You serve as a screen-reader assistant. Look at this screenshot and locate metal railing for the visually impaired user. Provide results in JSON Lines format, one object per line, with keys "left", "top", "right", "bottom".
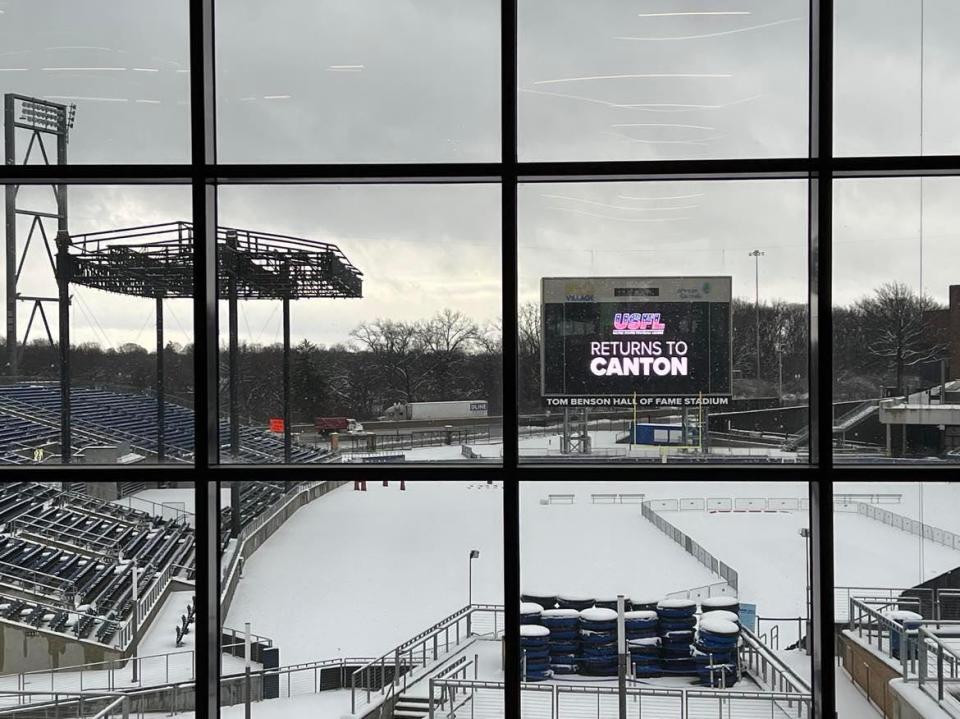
{"left": 0, "top": 650, "right": 196, "bottom": 706}
{"left": 350, "top": 603, "right": 503, "bottom": 713}
{"left": 426, "top": 679, "right": 812, "bottom": 719}
{"left": 917, "top": 626, "right": 960, "bottom": 713}
{"left": 853, "top": 502, "right": 960, "bottom": 551}
{"left": 835, "top": 585, "right": 935, "bottom": 623}
{"left": 641, "top": 500, "right": 739, "bottom": 593}
{"left": 739, "top": 625, "right": 812, "bottom": 706}
{"left": 0, "top": 681, "right": 194, "bottom": 718}
{"left": 220, "top": 656, "right": 377, "bottom": 707}
{"left": 665, "top": 581, "right": 735, "bottom": 601}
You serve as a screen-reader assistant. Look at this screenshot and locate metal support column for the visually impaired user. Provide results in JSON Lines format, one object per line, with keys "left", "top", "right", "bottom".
{"left": 226, "top": 231, "right": 240, "bottom": 458}
{"left": 156, "top": 296, "right": 165, "bottom": 462}
{"left": 4, "top": 95, "right": 15, "bottom": 377}
{"left": 55, "top": 230, "right": 71, "bottom": 463}
{"left": 281, "top": 260, "right": 291, "bottom": 463}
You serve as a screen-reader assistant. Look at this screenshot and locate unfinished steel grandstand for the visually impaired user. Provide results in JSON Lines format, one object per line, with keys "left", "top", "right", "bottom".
{"left": 0, "top": 482, "right": 195, "bottom": 672}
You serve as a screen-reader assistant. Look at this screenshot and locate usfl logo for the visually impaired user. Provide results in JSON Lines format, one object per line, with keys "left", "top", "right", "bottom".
{"left": 613, "top": 312, "right": 665, "bottom": 335}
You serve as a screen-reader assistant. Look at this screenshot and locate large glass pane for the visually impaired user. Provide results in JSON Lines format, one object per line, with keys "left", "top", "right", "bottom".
{"left": 833, "top": 177, "right": 960, "bottom": 464}
{"left": 835, "top": 0, "right": 960, "bottom": 156}
{"left": 519, "top": 180, "right": 809, "bottom": 464}
{"left": 519, "top": 0, "right": 809, "bottom": 161}
{"left": 0, "top": 1, "right": 190, "bottom": 163}
{"left": 519, "top": 481, "right": 811, "bottom": 716}
{"left": 1, "top": 184, "right": 193, "bottom": 465}
{"left": 216, "top": 184, "right": 502, "bottom": 464}
{"left": 834, "top": 482, "right": 960, "bottom": 712}
{"left": 0, "top": 481, "right": 197, "bottom": 710}
{"left": 216, "top": 0, "right": 500, "bottom": 163}
{"left": 220, "top": 480, "right": 504, "bottom": 718}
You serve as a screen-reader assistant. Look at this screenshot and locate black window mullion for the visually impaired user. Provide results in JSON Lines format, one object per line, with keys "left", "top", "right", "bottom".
{"left": 503, "top": 0, "right": 520, "bottom": 716}
{"left": 190, "top": 0, "right": 218, "bottom": 714}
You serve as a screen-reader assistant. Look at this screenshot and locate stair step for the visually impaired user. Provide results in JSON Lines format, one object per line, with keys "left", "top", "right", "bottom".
{"left": 394, "top": 711, "right": 428, "bottom": 718}
{"left": 397, "top": 697, "right": 433, "bottom": 705}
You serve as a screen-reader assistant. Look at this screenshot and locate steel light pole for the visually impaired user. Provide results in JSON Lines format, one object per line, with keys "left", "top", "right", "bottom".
{"left": 799, "top": 527, "right": 811, "bottom": 655}
{"left": 748, "top": 249, "right": 765, "bottom": 380}
{"left": 468, "top": 549, "right": 479, "bottom": 605}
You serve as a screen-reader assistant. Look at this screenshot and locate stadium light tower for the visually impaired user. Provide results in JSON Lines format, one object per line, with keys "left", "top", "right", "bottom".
{"left": 468, "top": 549, "right": 480, "bottom": 605}
{"left": 748, "top": 249, "right": 765, "bottom": 380}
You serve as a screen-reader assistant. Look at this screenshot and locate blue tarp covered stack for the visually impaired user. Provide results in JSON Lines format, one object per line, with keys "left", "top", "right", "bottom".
{"left": 694, "top": 614, "right": 741, "bottom": 687}
{"left": 521, "top": 601, "right": 544, "bottom": 625}
{"left": 521, "top": 624, "right": 552, "bottom": 680}
{"left": 578, "top": 607, "right": 619, "bottom": 676}
{"left": 657, "top": 599, "right": 697, "bottom": 675}
{"left": 625, "top": 610, "right": 660, "bottom": 677}
{"left": 541, "top": 608, "right": 581, "bottom": 674}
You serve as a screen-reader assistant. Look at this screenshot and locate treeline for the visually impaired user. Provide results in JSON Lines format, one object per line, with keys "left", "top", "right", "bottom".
{"left": 3, "top": 283, "right": 949, "bottom": 422}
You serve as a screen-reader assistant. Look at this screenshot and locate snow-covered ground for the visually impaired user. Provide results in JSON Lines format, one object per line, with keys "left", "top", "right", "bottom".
{"left": 225, "top": 481, "right": 504, "bottom": 664}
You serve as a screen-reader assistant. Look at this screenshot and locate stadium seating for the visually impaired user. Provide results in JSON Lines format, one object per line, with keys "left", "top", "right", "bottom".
{"left": 218, "top": 481, "right": 289, "bottom": 554}
{"left": 0, "top": 482, "right": 195, "bottom": 645}
{"left": 0, "top": 384, "right": 328, "bottom": 464}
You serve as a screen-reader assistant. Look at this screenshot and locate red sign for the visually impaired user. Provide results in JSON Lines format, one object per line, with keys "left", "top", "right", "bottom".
{"left": 269, "top": 418, "right": 284, "bottom": 432}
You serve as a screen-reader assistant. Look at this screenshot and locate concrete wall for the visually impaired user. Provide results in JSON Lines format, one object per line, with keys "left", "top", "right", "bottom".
{"left": 840, "top": 632, "right": 901, "bottom": 718}
{"left": 0, "top": 621, "right": 123, "bottom": 674}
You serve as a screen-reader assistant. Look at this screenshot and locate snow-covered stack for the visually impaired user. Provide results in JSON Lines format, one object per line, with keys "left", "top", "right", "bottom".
{"left": 632, "top": 598, "right": 659, "bottom": 612}
{"left": 520, "top": 624, "right": 553, "bottom": 680}
{"left": 541, "top": 608, "right": 581, "bottom": 674}
{"left": 694, "top": 614, "right": 740, "bottom": 687}
{"left": 700, "top": 596, "right": 740, "bottom": 617}
{"left": 557, "top": 594, "right": 594, "bottom": 611}
{"left": 522, "top": 593, "right": 558, "bottom": 610}
{"left": 521, "top": 602, "right": 544, "bottom": 625}
{"left": 884, "top": 610, "right": 923, "bottom": 660}
{"left": 625, "top": 610, "right": 660, "bottom": 677}
{"left": 657, "top": 599, "right": 697, "bottom": 675}
{"left": 579, "top": 607, "right": 619, "bottom": 676}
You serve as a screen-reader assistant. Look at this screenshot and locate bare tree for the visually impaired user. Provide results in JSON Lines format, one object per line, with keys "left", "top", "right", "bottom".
{"left": 856, "top": 282, "right": 946, "bottom": 394}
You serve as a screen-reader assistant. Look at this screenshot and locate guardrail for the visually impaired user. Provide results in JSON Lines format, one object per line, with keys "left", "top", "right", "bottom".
{"left": 0, "top": 680, "right": 194, "bottom": 717}
{"left": 916, "top": 626, "right": 960, "bottom": 712}
{"left": 665, "top": 581, "right": 735, "bottom": 601}
{"left": 853, "top": 502, "right": 960, "bottom": 552}
{"left": 591, "top": 493, "right": 645, "bottom": 504}
{"left": 426, "top": 678, "right": 812, "bottom": 719}
{"left": 739, "top": 625, "right": 812, "bottom": 701}
{"left": 835, "top": 586, "right": 936, "bottom": 623}
{"left": 0, "top": 649, "right": 196, "bottom": 706}
{"left": 641, "top": 500, "right": 739, "bottom": 594}
{"left": 350, "top": 604, "right": 504, "bottom": 714}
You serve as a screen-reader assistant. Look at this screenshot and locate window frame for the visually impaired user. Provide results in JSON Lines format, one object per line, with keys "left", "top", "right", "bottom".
{"left": 1, "top": 1, "right": 958, "bottom": 718}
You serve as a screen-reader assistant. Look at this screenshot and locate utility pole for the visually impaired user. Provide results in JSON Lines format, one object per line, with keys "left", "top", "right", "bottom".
{"left": 748, "top": 250, "right": 765, "bottom": 380}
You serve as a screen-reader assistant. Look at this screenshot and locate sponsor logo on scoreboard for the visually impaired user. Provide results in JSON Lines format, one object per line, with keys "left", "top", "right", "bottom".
{"left": 612, "top": 311, "right": 665, "bottom": 335}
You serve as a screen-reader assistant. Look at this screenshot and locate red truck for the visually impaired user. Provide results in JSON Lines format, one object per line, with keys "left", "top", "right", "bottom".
{"left": 314, "top": 417, "right": 364, "bottom": 435}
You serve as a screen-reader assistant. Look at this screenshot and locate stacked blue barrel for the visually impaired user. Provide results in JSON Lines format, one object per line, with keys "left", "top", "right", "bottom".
{"left": 579, "top": 607, "right": 619, "bottom": 676}
{"left": 695, "top": 596, "right": 741, "bottom": 686}
{"left": 521, "top": 602, "right": 544, "bottom": 625}
{"left": 557, "top": 594, "right": 594, "bottom": 611}
{"left": 520, "top": 624, "right": 552, "bottom": 680}
{"left": 541, "top": 609, "right": 581, "bottom": 674}
{"left": 657, "top": 599, "right": 697, "bottom": 675}
{"left": 522, "top": 593, "right": 558, "bottom": 610}
{"left": 625, "top": 610, "right": 660, "bottom": 677}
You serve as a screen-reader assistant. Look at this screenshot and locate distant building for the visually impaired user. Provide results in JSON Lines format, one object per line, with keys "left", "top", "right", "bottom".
{"left": 923, "top": 284, "right": 960, "bottom": 380}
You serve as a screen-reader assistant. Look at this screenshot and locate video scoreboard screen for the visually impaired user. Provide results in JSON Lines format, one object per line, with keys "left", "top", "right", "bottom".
{"left": 541, "top": 277, "right": 733, "bottom": 408}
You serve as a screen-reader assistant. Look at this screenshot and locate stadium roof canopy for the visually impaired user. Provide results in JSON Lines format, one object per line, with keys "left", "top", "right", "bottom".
{"left": 67, "top": 221, "right": 363, "bottom": 300}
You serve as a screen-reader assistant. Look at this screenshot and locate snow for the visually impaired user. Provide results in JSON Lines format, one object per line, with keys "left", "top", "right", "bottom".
{"left": 113, "top": 487, "right": 231, "bottom": 526}
{"left": 226, "top": 481, "right": 504, "bottom": 665}
{"left": 579, "top": 607, "right": 617, "bottom": 622}
{"left": 698, "top": 616, "right": 738, "bottom": 635}
{"left": 624, "top": 610, "right": 658, "bottom": 620}
{"left": 705, "top": 610, "right": 739, "bottom": 624}
{"left": 541, "top": 609, "right": 579, "bottom": 619}
{"left": 658, "top": 599, "right": 696, "bottom": 609}
{"left": 139, "top": 591, "right": 195, "bottom": 657}
{"left": 701, "top": 596, "right": 738, "bottom": 610}
{"left": 520, "top": 624, "right": 550, "bottom": 638}
{"left": 883, "top": 610, "right": 923, "bottom": 624}
{"left": 520, "top": 602, "right": 543, "bottom": 615}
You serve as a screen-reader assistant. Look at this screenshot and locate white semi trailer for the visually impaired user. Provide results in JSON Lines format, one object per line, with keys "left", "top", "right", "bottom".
{"left": 381, "top": 400, "right": 488, "bottom": 421}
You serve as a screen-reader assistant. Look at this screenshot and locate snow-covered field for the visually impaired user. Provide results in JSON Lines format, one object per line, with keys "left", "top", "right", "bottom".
{"left": 222, "top": 480, "right": 960, "bottom": 718}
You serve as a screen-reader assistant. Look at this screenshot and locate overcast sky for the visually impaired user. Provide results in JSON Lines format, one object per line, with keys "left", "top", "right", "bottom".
{"left": 1, "top": 0, "right": 958, "bottom": 353}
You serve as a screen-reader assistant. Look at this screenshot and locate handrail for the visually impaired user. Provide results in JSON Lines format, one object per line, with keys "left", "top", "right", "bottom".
{"left": 739, "top": 625, "right": 812, "bottom": 694}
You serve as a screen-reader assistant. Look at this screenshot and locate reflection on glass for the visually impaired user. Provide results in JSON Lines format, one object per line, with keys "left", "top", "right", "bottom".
{"left": 220, "top": 480, "right": 504, "bottom": 718}
{"left": 1, "top": 185, "right": 193, "bottom": 465}
{"left": 216, "top": 0, "right": 500, "bottom": 162}
{"left": 519, "top": 0, "right": 809, "bottom": 161}
{"left": 835, "top": 482, "right": 960, "bottom": 711}
{"left": 836, "top": 0, "right": 960, "bottom": 156}
{"left": 519, "top": 480, "right": 810, "bottom": 715}
{"left": 216, "top": 185, "right": 502, "bottom": 464}
{"left": 518, "top": 180, "right": 809, "bottom": 464}
{"left": 833, "top": 178, "right": 960, "bottom": 464}
{"left": 0, "top": 0, "right": 190, "bottom": 163}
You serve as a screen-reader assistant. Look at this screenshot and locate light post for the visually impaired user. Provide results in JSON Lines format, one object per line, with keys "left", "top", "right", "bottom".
{"left": 748, "top": 249, "right": 765, "bottom": 380}
{"left": 799, "top": 527, "right": 811, "bottom": 655}
{"left": 774, "top": 341, "right": 784, "bottom": 401}
{"left": 468, "top": 549, "right": 479, "bottom": 606}
{"left": 131, "top": 558, "right": 140, "bottom": 681}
